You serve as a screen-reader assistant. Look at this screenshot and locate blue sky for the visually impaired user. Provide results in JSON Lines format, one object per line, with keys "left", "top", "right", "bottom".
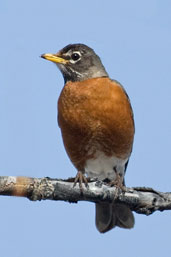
{"left": 0, "top": 1, "right": 171, "bottom": 256}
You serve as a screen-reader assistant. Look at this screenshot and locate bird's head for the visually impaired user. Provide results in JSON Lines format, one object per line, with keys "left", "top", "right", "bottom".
{"left": 41, "top": 43, "right": 108, "bottom": 83}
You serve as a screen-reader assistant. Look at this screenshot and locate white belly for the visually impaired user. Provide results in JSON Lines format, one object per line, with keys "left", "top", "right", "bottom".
{"left": 85, "top": 151, "right": 128, "bottom": 181}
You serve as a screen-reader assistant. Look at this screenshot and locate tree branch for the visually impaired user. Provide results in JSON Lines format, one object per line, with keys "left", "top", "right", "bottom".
{"left": 0, "top": 176, "right": 171, "bottom": 215}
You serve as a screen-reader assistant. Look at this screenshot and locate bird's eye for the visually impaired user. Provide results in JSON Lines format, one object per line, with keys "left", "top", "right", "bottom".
{"left": 71, "top": 52, "right": 81, "bottom": 61}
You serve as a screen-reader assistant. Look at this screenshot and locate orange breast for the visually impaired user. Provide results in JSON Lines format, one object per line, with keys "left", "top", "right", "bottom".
{"left": 58, "top": 77, "right": 134, "bottom": 171}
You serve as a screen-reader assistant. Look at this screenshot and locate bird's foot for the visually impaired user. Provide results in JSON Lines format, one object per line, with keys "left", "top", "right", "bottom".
{"left": 109, "top": 173, "right": 126, "bottom": 199}
{"left": 109, "top": 173, "right": 125, "bottom": 190}
{"left": 73, "top": 171, "right": 89, "bottom": 192}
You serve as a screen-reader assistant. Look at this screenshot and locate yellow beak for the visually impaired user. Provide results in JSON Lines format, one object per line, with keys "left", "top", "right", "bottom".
{"left": 41, "top": 53, "right": 68, "bottom": 64}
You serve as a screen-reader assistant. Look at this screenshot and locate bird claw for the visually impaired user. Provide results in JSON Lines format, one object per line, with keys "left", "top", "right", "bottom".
{"left": 73, "top": 171, "right": 89, "bottom": 192}
{"left": 109, "top": 173, "right": 126, "bottom": 199}
{"left": 109, "top": 175, "right": 125, "bottom": 190}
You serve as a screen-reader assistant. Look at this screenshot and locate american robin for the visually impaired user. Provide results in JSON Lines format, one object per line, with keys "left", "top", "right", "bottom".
{"left": 41, "top": 44, "right": 135, "bottom": 233}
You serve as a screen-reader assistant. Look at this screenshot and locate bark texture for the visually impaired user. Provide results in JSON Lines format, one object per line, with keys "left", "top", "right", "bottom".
{"left": 0, "top": 176, "right": 171, "bottom": 215}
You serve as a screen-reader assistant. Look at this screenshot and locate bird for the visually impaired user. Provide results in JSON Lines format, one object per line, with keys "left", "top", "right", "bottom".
{"left": 41, "top": 43, "right": 135, "bottom": 233}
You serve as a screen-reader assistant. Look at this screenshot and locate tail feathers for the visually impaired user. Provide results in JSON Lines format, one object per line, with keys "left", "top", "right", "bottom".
{"left": 95, "top": 203, "right": 114, "bottom": 233}
{"left": 114, "top": 204, "right": 135, "bottom": 229}
{"left": 95, "top": 203, "right": 134, "bottom": 233}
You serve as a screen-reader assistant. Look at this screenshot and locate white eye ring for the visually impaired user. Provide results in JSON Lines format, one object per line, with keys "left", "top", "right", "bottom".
{"left": 70, "top": 51, "right": 81, "bottom": 63}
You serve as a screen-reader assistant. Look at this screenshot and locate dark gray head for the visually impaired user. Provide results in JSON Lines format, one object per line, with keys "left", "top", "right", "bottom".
{"left": 41, "top": 43, "right": 108, "bottom": 83}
